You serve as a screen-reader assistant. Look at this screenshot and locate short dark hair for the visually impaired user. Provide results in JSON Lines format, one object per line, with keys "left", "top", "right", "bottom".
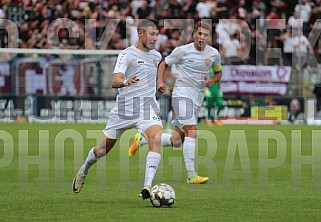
{"left": 137, "top": 19, "right": 159, "bottom": 30}
{"left": 194, "top": 22, "right": 212, "bottom": 32}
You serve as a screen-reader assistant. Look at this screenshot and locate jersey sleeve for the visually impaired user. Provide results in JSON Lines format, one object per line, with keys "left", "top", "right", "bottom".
{"left": 113, "top": 50, "right": 128, "bottom": 75}
{"left": 165, "top": 47, "right": 184, "bottom": 66}
{"left": 213, "top": 50, "right": 221, "bottom": 66}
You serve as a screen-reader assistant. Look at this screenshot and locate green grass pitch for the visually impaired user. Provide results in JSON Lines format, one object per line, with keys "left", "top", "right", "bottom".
{"left": 1, "top": 123, "right": 321, "bottom": 221}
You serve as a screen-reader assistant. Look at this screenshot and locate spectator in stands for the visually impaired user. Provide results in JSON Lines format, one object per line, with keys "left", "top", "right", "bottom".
{"left": 266, "top": 7, "right": 281, "bottom": 48}
{"left": 108, "top": 31, "right": 125, "bottom": 49}
{"left": 294, "top": 0, "right": 312, "bottom": 33}
{"left": 164, "top": 0, "right": 182, "bottom": 19}
{"left": 131, "top": 0, "right": 144, "bottom": 16}
{"left": 155, "top": 28, "right": 168, "bottom": 51}
{"left": 292, "top": 30, "right": 314, "bottom": 69}
{"left": 0, "top": 8, "right": 4, "bottom": 19}
{"left": 313, "top": 82, "right": 321, "bottom": 116}
{"left": 153, "top": 0, "right": 167, "bottom": 19}
{"left": 270, "top": 0, "right": 287, "bottom": 18}
{"left": 221, "top": 33, "right": 241, "bottom": 65}
{"left": 118, "top": 10, "right": 129, "bottom": 40}
{"left": 309, "top": 0, "right": 321, "bottom": 62}
{"left": 196, "top": 0, "right": 216, "bottom": 19}
{"left": 90, "top": 4, "right": 109, "bottom": 21}
{"left": 135, "top": 0, "right": 152, "bottom": 19}
{"left": 107, "top": 4, "right": 120, "bottom": 19}
{"left": 280, "top": 30, "right": 294, "bottom": 66}
{"left": 182, "top": 0, "right": 197, "bottom": 19}
{"left": 83, "top": 29, "right": 96, "bottom": 49}
{"left": 310, "top": 0, "right": 321, "bottom": 24}
{"left": 215, "top": 18, "right": 232, "bottom": 46}
{"left": 250, "top": 30, "right": 267, "bottom": 65}
{"left": 288, "top": 11, "right": 303, "bottom": 30}
{"left": 288, "top": 98, "right": 302, "bottom": 123}
{"left": 265, "top": 7, "right": 282, "bottom": 65}
{"left": 235, "top": 0, "right": 248, "bottom": 21}
{"left": 249, "top": 0, "right": 265, "bottom": 30}
{"left": 0, "top": 0, "right": 316, "bottom": 66}
{"left": 214, "top": 0, "right": 231, "bottom": 20}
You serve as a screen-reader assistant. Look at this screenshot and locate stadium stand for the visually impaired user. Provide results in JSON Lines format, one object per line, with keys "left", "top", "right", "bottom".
{"left": 0, "top": 0, "right": 316, "bottom": 63}
{"left": 1, "top": 0, "right": 321, "bottom": 123}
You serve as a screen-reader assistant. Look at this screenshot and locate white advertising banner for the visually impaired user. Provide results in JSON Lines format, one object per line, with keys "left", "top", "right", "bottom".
{"left": 221, "top": 65, "right": 292, "bottom": 95}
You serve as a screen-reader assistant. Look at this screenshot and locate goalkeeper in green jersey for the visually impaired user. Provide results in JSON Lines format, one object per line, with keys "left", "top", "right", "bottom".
{"left": 204, "top": 70, "right": 224, "bottom": 126}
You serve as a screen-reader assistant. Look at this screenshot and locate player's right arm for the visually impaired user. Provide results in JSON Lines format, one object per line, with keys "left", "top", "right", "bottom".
{"left": 157, "top": 47, "right": 184, "bottom": 93}
{"left": 111, "top": 50, "right": 139, "bottom": 88}
{"left": 112, "top": 73, "right": 139, "bottom": 88}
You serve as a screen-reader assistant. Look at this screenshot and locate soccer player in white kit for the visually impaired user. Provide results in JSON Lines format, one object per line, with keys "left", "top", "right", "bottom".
{"left": 129, "top": 22, "right": 222, "bottom": 184}
{"left": 73, "top": 19, "right": 163, "bottom": 200}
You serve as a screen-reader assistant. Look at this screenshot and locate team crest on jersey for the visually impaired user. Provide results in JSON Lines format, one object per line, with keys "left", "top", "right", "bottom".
{"left": 153, "top": 59, "right": 158, "bottom": 68}
{"left": 204, "top": 58, "right": 212, "bottom": 66}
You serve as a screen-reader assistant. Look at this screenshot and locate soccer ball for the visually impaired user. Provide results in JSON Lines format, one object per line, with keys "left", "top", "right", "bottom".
{"left": 150, "top": 183, "right": 176, "bottom": 207}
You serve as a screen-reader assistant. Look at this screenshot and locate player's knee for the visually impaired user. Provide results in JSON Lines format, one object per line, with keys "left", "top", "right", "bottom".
{"left": 148, "top": 133, "right": 162, "bottom": 148}
{"left": 171, "top": 137, "right": 183, "bottom": 148}
{"left": 172, "top": 140, "right": 182, "bottom": 148}
{"left": 184, "top": 126, "right": 197, "bottom": 138}
{"left": 95, "top": 146, "right": 108, "bottom": 158}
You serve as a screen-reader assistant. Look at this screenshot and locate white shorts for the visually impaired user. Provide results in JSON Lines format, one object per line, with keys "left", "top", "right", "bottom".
{"left": 103, "top": 108, "right": 163, "bottom": 139}
{"left": 171, "top": 97, "right": 201, "bottom": 129}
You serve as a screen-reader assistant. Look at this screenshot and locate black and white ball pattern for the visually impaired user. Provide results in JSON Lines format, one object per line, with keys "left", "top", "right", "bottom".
{"left": 150, "top": 183, "right": 176, "bottom": 207}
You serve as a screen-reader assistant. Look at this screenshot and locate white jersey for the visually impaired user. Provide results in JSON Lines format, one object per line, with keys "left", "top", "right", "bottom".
{"left": 113, "top": 45, "right": 162, "bottom": 115}
{"left": 165, "top": 43, "right": 221, "bottom": 106}
{"left": 292, "top": 35, "right": 310, "bottom": 55}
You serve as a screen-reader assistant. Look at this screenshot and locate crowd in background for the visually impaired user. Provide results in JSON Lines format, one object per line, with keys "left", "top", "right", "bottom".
{"left": 0, "top": 0, "right": 321, "bottom": 66}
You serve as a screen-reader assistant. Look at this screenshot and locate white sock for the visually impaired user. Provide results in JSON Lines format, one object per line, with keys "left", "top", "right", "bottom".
{"left": 144, "top": 151, "right": 161, "bottom": 187}
{"left": 161, "top": 133, "right": 172, "bottom": 146}
{"left": 80, "top": 147, "right": 99, "bottom": 175}
{"left": 183, "top": 137, "right": 196, "bottom": 179}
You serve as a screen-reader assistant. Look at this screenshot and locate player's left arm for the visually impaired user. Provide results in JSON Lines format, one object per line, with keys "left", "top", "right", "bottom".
{"left": 205, "top": 64, "right": 222, "bottom": 87}
{"left": 212, "top": 64, "right": 222, "bottom": 82}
